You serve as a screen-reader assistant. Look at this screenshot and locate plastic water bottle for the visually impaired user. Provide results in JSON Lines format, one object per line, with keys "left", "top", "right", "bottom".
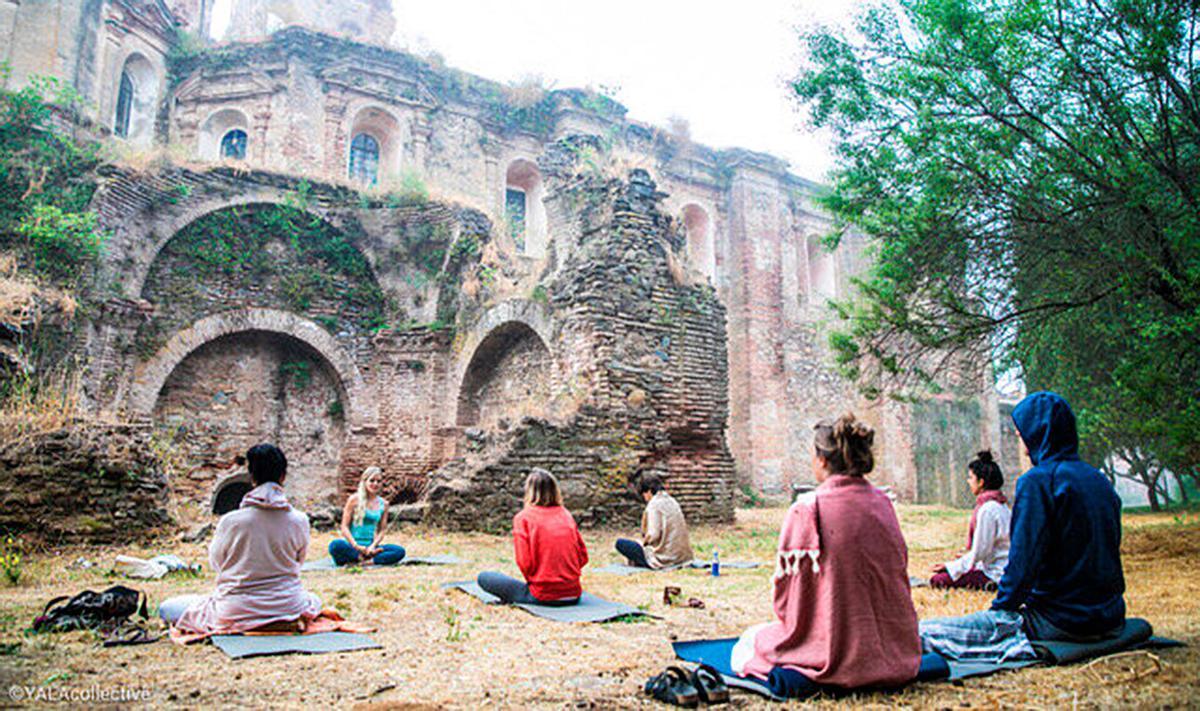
{"left": 711, "top": 549, "right": 720, "bottom": 577}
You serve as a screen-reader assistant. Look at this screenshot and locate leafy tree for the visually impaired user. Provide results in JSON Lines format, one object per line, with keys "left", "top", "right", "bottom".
{"left": 794, "top": 0, "right": 1199, "bottom": 484}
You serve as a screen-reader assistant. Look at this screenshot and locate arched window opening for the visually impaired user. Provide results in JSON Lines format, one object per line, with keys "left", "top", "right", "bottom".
{"left": 505, "top": 159, "right": 546, "bottom": 258}
{"left": 114, "top": 71, "right": 133, "bottom": 138}
{"left": 505, "top": 188, "right": 527, "bottom": 250}
{"left": 220, "top": 129, "right": 247, "bottom": 159}
{"left": 807, "top": 236, "right": 837, "bottom": 303}
{"left": 349, "top": 133, "right": 380, "bottom": 185}
{"left": 198, "top": 109, "right": 249, "bottom": 161}
{"left": 113, "top": 53, "right": 157, "bottom": 144}
{"left": 681, "top": 204, "right": 714, "bottom": 280}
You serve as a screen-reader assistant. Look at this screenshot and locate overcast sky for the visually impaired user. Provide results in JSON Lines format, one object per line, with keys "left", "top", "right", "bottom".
{"left": 210, "top": 0, "right": 864, "bottom": 182}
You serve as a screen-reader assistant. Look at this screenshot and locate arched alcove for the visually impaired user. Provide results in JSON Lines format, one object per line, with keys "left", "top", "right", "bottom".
{"left": 138, "top": 202, "right": 385, "bottom": 340}
{"left": 505, "top": 159, "right": 547, "bottom": 258}
{"left": 456, "top": 321, "right": 553, "bottom": 431}
{"left": 151, "top": 330, "right": 347, "bottom": 507}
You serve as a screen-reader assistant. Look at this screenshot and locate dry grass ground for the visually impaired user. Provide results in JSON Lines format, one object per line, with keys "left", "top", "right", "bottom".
{"left": 0, "top": 505, "right": 1196, "bottom": 709}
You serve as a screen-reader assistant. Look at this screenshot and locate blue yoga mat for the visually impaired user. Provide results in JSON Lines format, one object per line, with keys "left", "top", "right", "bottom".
{"left": 442, "top": 581, "right": 650, "bottom": 623}
{"left": 673, "top": 617, "right": 1185, "bottom": 700}
{"left": 211, "top": 632, "right": 380, "bottom": 659}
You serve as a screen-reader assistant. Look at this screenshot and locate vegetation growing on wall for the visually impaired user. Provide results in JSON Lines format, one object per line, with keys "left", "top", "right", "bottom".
{"left": 0, "top": 70, "right": 103, "bottom": 288}
{"left": 0, "top": 70, "right": 103, "bottom": 420}
{"left": 138, "top": 203, "right": 392, "bottom": 354}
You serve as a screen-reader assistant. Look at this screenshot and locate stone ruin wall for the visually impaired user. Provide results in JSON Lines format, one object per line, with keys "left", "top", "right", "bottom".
{"left": 426, "top": 162, "right": 737, "bottom": 529}
{"left": 2, "top": 9, "right": 1014, "bottom": 527}
{"left": 81, "top": 156, "right": 737, "bottom": 526}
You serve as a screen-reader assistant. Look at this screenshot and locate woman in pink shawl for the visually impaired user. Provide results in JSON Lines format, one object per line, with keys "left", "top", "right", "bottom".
{"left": 730, "top": 413, "right": 921, "bottom": 697}
{"left": 159, "top": 444, "right": 321, "bottom": 634}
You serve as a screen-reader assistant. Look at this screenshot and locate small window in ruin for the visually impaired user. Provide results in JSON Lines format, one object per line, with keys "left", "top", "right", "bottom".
{"left": 506, "top": 188, "right": 527, "bottom": 251}
{"left": 220, "top": 129, "right": 247, "bottom": 160}
{"left": 114, "top": 71, "right": 133, "bottom": 138}
{"left": 348, "top": 132, "right": 380, "bottom": 185}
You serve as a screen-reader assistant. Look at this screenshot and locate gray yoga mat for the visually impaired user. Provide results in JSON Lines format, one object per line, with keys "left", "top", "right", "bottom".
{"left": 1031, "top": 618, "right": 1182, "bottom": 663}
{"left": 595, "top": 560, "right": 762, "bottom": 575}
{"left": 945, "top": 659, "right": 1039, "bottom": 679}
{"left": 210, "top": 632, "right": 380, "bottom": 659}
{"left": 302, "top": 554, "right": 462, "bottom": 571}
{"left": 442, "top": 581, "right": 649, "bottom": 623}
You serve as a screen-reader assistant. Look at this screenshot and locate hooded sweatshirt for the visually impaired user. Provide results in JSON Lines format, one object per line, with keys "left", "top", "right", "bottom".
{"left": 175, "top": 482, "right": 322, "bottom": 634}
{"left": 992, "top": 392, "right": 1125, "bottom": 637}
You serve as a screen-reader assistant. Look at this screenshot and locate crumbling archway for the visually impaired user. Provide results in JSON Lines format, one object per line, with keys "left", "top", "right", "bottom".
{"left": 130, "top": 309, "right": 373, "bottom": 507}
{"left": 456, "top": 319, "right": 554, "bottom": 432}
{"left": 130, "top": 308, "right": 373, "bottom": 426}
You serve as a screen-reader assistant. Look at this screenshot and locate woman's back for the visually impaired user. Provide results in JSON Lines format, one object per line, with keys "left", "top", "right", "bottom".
{"left": 513, "top": 505, "right": 588, "bottom": 600}
{"left": 176, "top": 482, "right": 321, "bottom": 633}
{"left": 743, "top": 475, "right": 920, "bottom": 687}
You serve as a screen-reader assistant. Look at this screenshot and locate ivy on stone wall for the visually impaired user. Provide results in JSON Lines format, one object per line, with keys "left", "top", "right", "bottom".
{"left": 0, "top": 71, "right": 102, "bottom": 288}
{"left": 138, "top": 203, "right": 393, "bottom": 358}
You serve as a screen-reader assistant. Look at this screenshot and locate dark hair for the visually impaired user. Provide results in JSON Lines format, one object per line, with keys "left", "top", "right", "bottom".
{"left": 246, "top": 443, "right": 287, "bottom": 485}
{"left": 637, "top": 473, "right": 665, "bottom": 495}
{"left": 813, "top": 412, "right": 875, "bottom": 476}
{"left": 524, "top": 468, "right": 563, "bottom": 507}
{"left": 968, "top": 450, "right": 1004, "bottom": 490}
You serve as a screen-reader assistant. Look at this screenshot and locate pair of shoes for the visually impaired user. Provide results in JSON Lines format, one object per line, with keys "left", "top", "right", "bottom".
{"left": 691, "top": 664, "right": 730, "bottom": 704}
{"left": 645, "top": 666, "right": 698, "bottom": 707}
{"left": 662, "top": 587, "right": 705, "bottom": 609}
{"left": 644, "top": 664, "right": 730, "bottom": 706}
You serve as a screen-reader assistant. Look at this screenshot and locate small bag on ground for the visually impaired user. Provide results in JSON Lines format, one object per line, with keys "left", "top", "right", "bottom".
{"left": 33, "top": 585, "right": 148, "bottom": 633}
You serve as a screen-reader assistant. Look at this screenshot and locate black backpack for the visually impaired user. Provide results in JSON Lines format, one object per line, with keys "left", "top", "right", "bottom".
{"left": 33, "top": 585, "right": 148, "bottom": 633}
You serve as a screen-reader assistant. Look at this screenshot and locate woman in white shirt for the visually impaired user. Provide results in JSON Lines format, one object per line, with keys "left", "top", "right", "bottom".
{"left": 931, "top": 450, "right": 1010, "bottom": 590}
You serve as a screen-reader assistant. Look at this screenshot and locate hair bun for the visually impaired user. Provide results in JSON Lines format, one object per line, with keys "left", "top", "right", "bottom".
{"left": 976, "top": 450, "right": 994, "bottom": 463}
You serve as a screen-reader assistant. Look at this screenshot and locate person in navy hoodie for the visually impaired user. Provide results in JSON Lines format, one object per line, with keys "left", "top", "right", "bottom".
{"left": 920, "top": 391, "right": 1126, "bottom": 661}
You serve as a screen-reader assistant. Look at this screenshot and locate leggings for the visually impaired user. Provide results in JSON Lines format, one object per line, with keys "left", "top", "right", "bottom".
{"left": 615, "top": 538, "right": 650, "bottom": 568}
{"left": 329, "top": 539, "right": 406, "bottom": 566}
{"left": 476, "top": 571, "right": 578, "bottom": 606}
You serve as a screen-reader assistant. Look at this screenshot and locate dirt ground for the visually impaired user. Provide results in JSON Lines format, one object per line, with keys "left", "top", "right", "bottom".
{"left": 0, "top": 504, "right": 1197, "bottom": 709}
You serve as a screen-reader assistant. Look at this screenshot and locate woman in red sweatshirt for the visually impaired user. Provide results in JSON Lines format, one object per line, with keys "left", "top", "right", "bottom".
{"left": 477, "top": 468, "right": 589, "bottom": 605}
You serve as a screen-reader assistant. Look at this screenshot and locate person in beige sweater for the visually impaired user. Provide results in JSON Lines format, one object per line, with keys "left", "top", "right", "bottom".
{"left": 615, "top": 473, "right": 694, "bottom": 568}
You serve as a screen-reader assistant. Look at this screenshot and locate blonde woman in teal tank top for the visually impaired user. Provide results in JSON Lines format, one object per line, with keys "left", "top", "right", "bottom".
{"left": 329, "top": 467, "right": 406, "bottom": 566}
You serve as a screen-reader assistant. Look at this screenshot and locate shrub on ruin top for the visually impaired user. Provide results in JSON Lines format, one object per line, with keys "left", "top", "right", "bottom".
{"left": 15, "top": 205, "right": 105, "bottom": 286}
